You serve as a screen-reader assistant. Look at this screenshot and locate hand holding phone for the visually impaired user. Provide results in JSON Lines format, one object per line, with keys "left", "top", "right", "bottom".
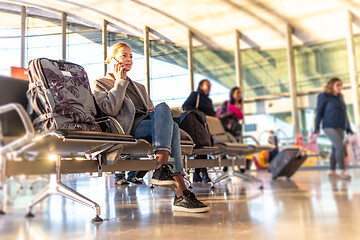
{"left": 113, "top": 58, "right": 127, "bottom": 80}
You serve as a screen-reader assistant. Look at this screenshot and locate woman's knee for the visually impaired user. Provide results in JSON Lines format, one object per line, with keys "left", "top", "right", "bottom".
{"left": 155, "top": 102, "right": 172, "bottom": 114}
{"left": 173, "top": 121, "right": 179, "bottom": 131}
{"left": 153, "top": 102, "right": 173, "bottom": 121}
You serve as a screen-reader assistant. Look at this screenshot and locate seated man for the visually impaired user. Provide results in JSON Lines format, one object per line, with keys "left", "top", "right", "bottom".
{"left": 93, "top": 42, "right": 209, "bottom": 213}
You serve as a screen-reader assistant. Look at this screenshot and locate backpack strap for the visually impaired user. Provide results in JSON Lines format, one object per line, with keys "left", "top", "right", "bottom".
{"left": 33, "top": 113, "right": 56, "bottom": 125}
{"left": 28, "top": 81, "right": 45, "bottom": 90}
{"left": 195, "top": 92, "right": 200, "bottom": 110}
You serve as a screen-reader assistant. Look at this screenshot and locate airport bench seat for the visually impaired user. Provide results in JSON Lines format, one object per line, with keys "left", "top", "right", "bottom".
{"left": 0, "top": 77, "right": 156, "bottom": 222}
{"left": 206, "top": 116, "right": 273, "bottom": 189}
{"left": 0, "top": 102, "right": 154, "bottom": 222}
{"left": 172, "top": 109, "right": 272, "bottom": 188}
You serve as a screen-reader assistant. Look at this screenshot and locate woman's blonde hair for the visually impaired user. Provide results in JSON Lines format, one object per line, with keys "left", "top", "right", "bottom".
{"left": 324, "top": 77, "right": 343, "bottom": 97}
{"left": 105, "top": 42, "right": 131, "bottom": 64}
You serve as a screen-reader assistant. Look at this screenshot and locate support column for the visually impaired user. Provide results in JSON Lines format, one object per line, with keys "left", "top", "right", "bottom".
{"left": 188, "top": 30, "right": 194, "bottom": 92}
{"left": 20, "top": 6, "right": 26, "bottom": 68}
{"left": 144, "top": 26, "right": 150, "bottom": 96}
{"left": 234, "top": 30, "right": 244, "bottom": 139}
{"left": 61, "top": 12, "right": 67, "bottom": 61}
{"left": 346, "top": 10, "right": 360, "bottom": 128}
{"left": 102, "top": 19, "right": 108, "bottom": 76}
{"left": 234, "top": 30, "right": 244, "bottom": 112}
{"left": 285, "top": 24, "right": 300, "bottom": 135}
{"left": 234, "top": 30, "right": 243, "bottom": 90}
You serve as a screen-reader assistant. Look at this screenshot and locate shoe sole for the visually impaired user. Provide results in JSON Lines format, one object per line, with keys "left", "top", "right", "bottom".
{"left": 150, "top": 179, "right": 178, "bottom": 188}
{"left": 172, "top": 205, "right": 210, "bottom": 213}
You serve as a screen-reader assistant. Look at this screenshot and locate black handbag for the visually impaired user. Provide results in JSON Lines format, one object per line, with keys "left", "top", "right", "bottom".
{"left": 176, "top": 110, "right": 212, "bottom": 148}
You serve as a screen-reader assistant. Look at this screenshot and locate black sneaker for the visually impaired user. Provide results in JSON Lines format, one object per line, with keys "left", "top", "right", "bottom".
{"left": 150, "top": 164, "right": 178, "bottom": 188}
{"left": 127, "top": 177, "right": 143, "bottom": 185}
{"left": 173, "top": 190, "right": 210, "bottom": 213}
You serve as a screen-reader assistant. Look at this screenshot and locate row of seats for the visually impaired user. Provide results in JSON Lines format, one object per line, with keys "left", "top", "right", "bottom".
{"left": 0, "top": 76, "right": 272, "bottom": 222}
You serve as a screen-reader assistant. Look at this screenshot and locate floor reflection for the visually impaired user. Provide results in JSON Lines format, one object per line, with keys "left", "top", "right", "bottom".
{"left": 2, "top": 169, "right": 360, "bottom": 239}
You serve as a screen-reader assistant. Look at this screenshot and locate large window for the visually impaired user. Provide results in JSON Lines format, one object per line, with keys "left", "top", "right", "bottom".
{"left": 150, "top": 42, "right": 189, "bottom": 107}
{"left": 193, "top": 47, "right": 233, "bottom": 104}
{"left": 0, "top": 11, "right": 21, "bottom": 76}
{"left": 242, "top": 49, "right": 289, "bottom": 98}
{"left": 295, "top": 40, "right": 350, "bottom": 92}
{"left": 67, "top": 23, "right": 103, "bottom": 85}
{"left": 26, "top": 16, "right": 62, "bottom": 64}
{"left": 0, "top": 6, "right": 359, "bottom": 155}
{"left": 244, "top": 112, "right": 294, "bottom": 146}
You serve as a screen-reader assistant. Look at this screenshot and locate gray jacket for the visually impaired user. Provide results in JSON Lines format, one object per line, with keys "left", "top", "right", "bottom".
{"left": 93, "top": 74, "right": 153, "bottom": 134}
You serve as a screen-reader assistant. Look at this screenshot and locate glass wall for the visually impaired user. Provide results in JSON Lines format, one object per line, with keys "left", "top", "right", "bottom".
{"left": 0, "top": 11, "right": 21, "bottom": 76}
{"left": 295, "top": 39, "right": 350, "bottom": 92}
{"left": 244, "top": 111, "right": 293, "bottom": 146}
{"left": 150, "top": 42, "right": 189, "bottom": 107}
{"left": 1, "top": 7, "right": 359, "bottom": 161}
{"left": 242, "top": 49, "right": 289, "bottom": 98}
{"left": 193, "top": 47, "right": 234, "bottom": 104}
{"left": 66, "top": 23, "right": 103, "bottom": 85}
{"left": 25, "top": 16, "right": 62, "bottom": 64}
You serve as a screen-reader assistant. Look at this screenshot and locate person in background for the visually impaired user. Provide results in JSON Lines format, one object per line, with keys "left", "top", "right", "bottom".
{"left": 268, "top": 130, "right": 279, "bottom": 162}
{"left": 217, "top": 87, "right": 244, "bottom": 172}
{"left": 182, "top": 79, "right": 215, "bottom": 183}
{"left": 93, "top": 42, "right": 209, "bottom": 212}
{"left": 218, "top": 87, "right": 244, "bottom": 140}
{"left": 314, "top": 77, "right": 352, "bottom": 180}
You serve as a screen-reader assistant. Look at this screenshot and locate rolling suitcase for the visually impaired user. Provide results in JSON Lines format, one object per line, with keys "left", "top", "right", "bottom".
{"left": 269, "top": 148, "right": 307, "bottom": 180}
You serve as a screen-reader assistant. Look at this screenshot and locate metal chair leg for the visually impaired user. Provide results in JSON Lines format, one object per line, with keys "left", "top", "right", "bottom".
{"left": 26, "top": 156, "right": 103, "bottom": 222}
{"left": 212, "top": 156, "right": 264, "bottom": 189}
{"left": 183, "top": 174, "right": 193, "bottom": 189}
{"left": 29, "top": 176, "right": 49, "bottom": 191}
{"left": 233, "top": 171, "right": 264, "bottom": 189}
{"left": 211, "top": 172, "right": 229, "bottom": 187}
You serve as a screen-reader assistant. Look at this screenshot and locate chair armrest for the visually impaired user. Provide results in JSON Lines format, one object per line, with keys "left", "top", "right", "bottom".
{"left": 238, "top": 135, "right": 260, "bottom": 145}
{"left": 179, "top": 129, "right": 194, "bottom": 142}
{"left": 96, "top": 116, "right": 125, "bottom": 134}
{"left": 211, "top": 132, "right": 237, "bottom": 143}
{"left": 0, "top": 103, "right": 35, "bottom": 155}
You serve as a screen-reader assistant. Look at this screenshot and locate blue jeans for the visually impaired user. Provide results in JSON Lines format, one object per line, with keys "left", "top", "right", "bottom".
{"left": 323, "top": 128, "right": 345, "bottom": 170}
{"left": 134, "top": 102, "right": 183, "bottom": 175}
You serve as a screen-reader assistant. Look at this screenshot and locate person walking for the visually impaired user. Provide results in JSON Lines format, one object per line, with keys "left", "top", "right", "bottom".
{"left": 314, "top": 77, "right": 353, "bottom": 180}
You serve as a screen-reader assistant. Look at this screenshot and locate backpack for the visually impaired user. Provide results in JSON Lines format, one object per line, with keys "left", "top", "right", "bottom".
{"left": 215, "top": 101, "right": 229, "bottom": 119}
{"left": 27, "top": 58, "right": 100, "bottom": 132}
{"left": 215, "top": 107, "right": 222, "bottom": 119}
{"left": 175, "top": 110, "right": 212, "bottom": 148}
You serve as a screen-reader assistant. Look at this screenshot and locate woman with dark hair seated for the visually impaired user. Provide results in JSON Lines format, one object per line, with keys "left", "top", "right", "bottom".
{"left": 217, "top": 87, "right": 244, "bottom": 172}
{"left": 182, "top": 79, "right": 215, "bottom": 183}
{"left": 218, "top": 87, "right": 243, "bottom": 140}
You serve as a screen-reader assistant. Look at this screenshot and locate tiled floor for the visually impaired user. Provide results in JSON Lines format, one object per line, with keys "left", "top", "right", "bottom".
{"left": 1, "top": 168, "right": 360, "bottom": 240}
